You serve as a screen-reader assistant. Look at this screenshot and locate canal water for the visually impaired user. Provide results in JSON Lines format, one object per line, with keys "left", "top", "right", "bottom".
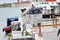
{"left": 0, "top": 7, "right": 22, "bottom": 40}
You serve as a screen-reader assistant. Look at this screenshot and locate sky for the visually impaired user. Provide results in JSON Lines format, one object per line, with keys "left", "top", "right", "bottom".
{"left": 0, "top": 0, "right": 60, "bottom": 4}
{"left": 0, "top": 0, "right": 30, "bottom": 4}
{"left": 0, "top": 0, "right": 17, "bottom": 4}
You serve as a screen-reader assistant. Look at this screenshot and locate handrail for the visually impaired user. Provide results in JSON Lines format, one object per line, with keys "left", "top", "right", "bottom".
{"left": 43, "top": 19, "right": 60, "bottom": 21}
{"left": 41, "top": 24, "right": 60, "bottom": 27}
{"left": 41, "top": 18, "right": 60, "bottom": 27}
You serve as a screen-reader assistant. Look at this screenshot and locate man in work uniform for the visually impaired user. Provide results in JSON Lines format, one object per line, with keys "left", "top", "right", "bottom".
{"left": 57, "top": 29, "right": 60, "bottom": 37}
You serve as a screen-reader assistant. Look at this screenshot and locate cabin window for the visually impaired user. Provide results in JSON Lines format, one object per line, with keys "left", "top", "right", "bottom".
{"left": 21, "top": 0, "right": 28, "bottom": 2}
{"left": 11, "top": 23, "right": 21, "bottom": 31}
{"left": 21, "top": 8, "right": 26, "bottom": 13}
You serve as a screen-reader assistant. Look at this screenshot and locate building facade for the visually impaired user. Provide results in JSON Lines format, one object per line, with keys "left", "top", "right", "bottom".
{"left": 0, "top": 0, "right": 59, "bottom": 14}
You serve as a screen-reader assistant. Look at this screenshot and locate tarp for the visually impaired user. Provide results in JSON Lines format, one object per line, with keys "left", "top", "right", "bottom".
{"left": 23, "top": 7, "right": 42, "bottom": 24}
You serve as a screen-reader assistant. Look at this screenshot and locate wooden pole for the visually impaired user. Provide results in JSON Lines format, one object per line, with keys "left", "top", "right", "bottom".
{"left": 38, "top": 23, "right": 42, "bottom": 36}
{"left": 55, "top": 17, "right": 57, "bottom": 28}
{"left": 53, "top": 14, "right": 55, "bottom": 27}
{"left": 53, "top": 17, "right": 54, "bottom": 27}
{"left": 52, "top": 14, "right": 58, "bottom": 28}
{"left": 51, "top": 9, "right": 55, "bottom": 27}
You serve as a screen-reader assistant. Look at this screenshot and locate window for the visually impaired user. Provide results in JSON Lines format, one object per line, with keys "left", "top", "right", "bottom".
{"left": 47, "top": 2, "right": 48, "bottom": 4}
{"left": 21, "top": 8, "right": 26, "bottom": 13}
{"left": 11, "top": 22, "right": 21, "bottom": 31}
{"left": 21, "top": 0, "right": 28, "bottom": 2}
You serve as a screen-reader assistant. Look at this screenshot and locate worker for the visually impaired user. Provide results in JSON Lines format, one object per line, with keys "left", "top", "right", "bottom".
{"left": 3, "top": 25, "right": 11, "bottom": 36}
{"left": 57, "top": 29, "right": 60, "bottom": 37}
